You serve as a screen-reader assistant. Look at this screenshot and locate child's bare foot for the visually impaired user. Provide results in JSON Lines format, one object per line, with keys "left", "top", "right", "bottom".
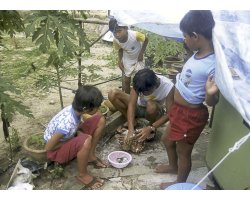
{"left": 160, "top": 181, "right": 177, "bottom": 190}
{"left": 155, "top": 164, "right": 178, "bottom": 174}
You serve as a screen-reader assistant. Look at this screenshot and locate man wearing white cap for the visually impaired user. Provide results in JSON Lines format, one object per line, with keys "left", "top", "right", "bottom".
{"left": 109, "top": 17, "right": 148, "bottom": 94}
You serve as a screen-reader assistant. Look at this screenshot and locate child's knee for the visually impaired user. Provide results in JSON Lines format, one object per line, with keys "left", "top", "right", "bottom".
{"left": 98, "top": 115, "right": 106, "bottom": 128}
{"left": 176, "top": 141, "right": 193, "bottom": 158}
{"left": 83, "top": 135, "right": 92, "bottom": 150}
{"left": 108, "top": 89, "right": 119, "bottom": 101}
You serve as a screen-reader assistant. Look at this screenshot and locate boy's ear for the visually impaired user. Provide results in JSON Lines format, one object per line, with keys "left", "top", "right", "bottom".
{"left": 192, "top": 32, "right": 199, "bottom": 39}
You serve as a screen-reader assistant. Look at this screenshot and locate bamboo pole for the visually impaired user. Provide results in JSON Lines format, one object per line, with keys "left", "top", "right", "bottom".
{"left": 74, "top": 18, "right": 108, "bottom": 25}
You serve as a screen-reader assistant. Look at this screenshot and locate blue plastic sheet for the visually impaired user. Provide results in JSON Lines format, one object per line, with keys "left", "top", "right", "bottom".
{"left": 213, "top": 11, "right": 250, "bottom": 124}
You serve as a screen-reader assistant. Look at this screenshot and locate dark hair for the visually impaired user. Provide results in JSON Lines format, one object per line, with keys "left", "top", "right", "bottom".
{"left": 109, "top": 17, "right": 118, "bottom": 32}
{"left": 72, "top": 85, "right": 103, "bottom": 112}
{"left": 109, "top": 17, "right": 126, "bottom": 33}
{"left": 180, "top": 10, "right": 215, "bottom": 40}
{"left": 133, "top": 68, "right": 158, "bottom": 93}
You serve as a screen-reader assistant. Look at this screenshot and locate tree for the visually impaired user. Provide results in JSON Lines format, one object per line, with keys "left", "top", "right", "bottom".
{"left": 0, "top": 11, "right": 33, "bottom": 140}
{"left": 24, "top": 10, "right": 101, "bottom": 108}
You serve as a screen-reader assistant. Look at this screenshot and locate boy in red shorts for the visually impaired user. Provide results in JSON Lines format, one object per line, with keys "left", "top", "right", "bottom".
{"left": 155, "top": 10, "right": 219, "bottom": 189}
{"left": 44, "top": 85, "right": 107, "bottom": 189}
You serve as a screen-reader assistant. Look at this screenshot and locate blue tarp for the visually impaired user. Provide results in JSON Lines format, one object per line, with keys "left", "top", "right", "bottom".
{"left": 213, "top": 11, "right": 250, "bottom": 124}
{"left": 110, "top": 10, "right": 250, "bottom": 125}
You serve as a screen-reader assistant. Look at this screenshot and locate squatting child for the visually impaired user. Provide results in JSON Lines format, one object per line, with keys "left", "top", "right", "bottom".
{"left": 44, "top": 85, "right": 107, "bottom": 189}
{"left": 108, "top": 68, "right": 174, "bottom": 143}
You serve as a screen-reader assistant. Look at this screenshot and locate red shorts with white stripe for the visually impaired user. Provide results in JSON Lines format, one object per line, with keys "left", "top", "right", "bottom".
{"left": 167, "top": 102, "right": 208, "bottom": 145}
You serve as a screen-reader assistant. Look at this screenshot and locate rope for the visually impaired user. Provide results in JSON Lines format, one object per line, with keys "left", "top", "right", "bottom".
{"left": 191, "top": 131, "right": 250, "bottom": 190}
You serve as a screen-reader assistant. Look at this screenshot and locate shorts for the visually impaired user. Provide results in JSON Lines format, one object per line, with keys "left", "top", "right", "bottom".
{"left": 167, "top": 102, "right": 208, "bottom": 145}
{"left": 47, "top": 114, "right": 102, "bottom": 164}
{"left": 135, "top": 104, "right": 165, "bottom": 118}
{"left": 135, "top": 105, "right": 147, "bottom": 118}
{"left": 123, "top": 61, "right": 144, "bottom": 77}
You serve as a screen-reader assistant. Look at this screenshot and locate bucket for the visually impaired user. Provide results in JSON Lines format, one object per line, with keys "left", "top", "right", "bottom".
{"left": 165, "top": 183, "right": 202, "bottom": 190}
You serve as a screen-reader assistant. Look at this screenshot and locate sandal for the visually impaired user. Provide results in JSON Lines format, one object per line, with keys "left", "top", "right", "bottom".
{"left": 76, "top": 176, "right": 104, "bottom": 190}
{"left": 88, "top": 157, "right": 108, "bottom": 169}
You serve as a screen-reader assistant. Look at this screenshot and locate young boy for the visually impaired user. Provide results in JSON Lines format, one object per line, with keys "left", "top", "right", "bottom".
{"left": 109, "top": 17, "right": 148, "bottom": 94}
{"left": 155, "top": 10, "right": 219, "bottom": 189}
{"left": 44, "top": 85, "right": 107, "bottom": 189}
{"left": 108, "top": 68, "right": 174, "bottom": 143}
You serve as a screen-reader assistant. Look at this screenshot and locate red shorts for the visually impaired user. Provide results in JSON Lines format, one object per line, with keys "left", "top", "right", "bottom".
{"left": 167, "top": 102, "right": 208, "bottom": 144}
{"left": 47, "top": 114, "right": 102, "bottom": 164}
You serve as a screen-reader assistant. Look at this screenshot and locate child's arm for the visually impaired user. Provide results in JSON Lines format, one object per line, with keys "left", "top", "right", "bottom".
{"left": 136, "top": 32, "right": 148, "bottom": 62}
{"left": 127, "top": 88, "right": 138, "bottom": 138}
{"left": 138, "top": 36, "right": 148, "bottom": 62}
{"left": 113, "top": 40, "right": 124, "bottom": 72}
{"left": 118, "top": 48, "right": 124, "bottom": 72}
{"left": 205, "top": 75, "right": 219, "bottom": 106}
{"left": 45, "top": 133, "right": 65, "bottom": 151}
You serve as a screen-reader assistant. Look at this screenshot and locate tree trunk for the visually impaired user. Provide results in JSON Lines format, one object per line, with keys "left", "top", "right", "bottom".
{"left": 77, "top": 21, "right": 83, "bottom": 88}
{"left": 55, "top": 65, "right": 64, "bottom": 109}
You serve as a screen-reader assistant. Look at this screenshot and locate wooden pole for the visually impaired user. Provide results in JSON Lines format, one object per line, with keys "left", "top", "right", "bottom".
{"left": 74, "top": 18, "right": 108, "bottom": 25}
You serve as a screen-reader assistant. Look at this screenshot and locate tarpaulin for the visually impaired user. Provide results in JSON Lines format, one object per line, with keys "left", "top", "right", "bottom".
{"left": 213, "top": 10, "right": 250, "bottom": 125}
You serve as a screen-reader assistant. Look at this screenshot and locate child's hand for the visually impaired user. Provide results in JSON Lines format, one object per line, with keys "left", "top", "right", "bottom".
{"left": 205, "top": 75, "right": 219, "bottom": 106}
{"left": 125, "top": 130, "right": 134, "bottom": 143}
{"left": 206, "top": 75, "right": 218, "bottom": 96}
{"left": 136, "top": 127, "right": 151, "bottom": 143}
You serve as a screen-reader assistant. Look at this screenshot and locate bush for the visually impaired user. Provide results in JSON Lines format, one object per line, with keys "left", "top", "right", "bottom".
{"left": 28, "top": 134, "right": 46, "bottom": 150}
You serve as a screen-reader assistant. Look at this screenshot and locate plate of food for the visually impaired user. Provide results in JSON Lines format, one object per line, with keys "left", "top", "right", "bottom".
{"left": 99, "top": 104, "right": 109, "bottom": 115}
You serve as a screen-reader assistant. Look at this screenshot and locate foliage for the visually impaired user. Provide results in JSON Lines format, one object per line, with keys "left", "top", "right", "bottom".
{"left": 0, "top": 11, "right": 33, "bottom": 130}
{"left": 8, "top": 127, "right": 21, "bottom": 152}
{"left": 134, "top": 28, "right": 184, "bottom": 67}
{"left": 103, "top": 48, "right": 118, "bottom": 69}
{"left": 81, "top": 64, "right": 102, "bottom": 84}
{"left": 0, "top": 10, "right": 109, "bottom": 127}
{"left": 24, "top": 10, "right": 95, "bottom": 108}
{"left": 0, "top": 70, "right": 33, "bottom": 123}
{"left": 48, "top": 162, "right": 64, "bottom": 179}
{"left": 28, "top": 134, "right": 46, "bottom": 150}
{"left": 25, "top": 11, "right": 89, "bottom": 58}
{"left": 0, "top": 11, "right": 24, "bottom": 46}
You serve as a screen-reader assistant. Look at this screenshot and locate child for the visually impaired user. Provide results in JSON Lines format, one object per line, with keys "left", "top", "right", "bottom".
{"left": 108, "top": 68, "right": 174, "bottom": 143}
{"left": 109, "top": 17, "right": 148, "bottom": 94}
{"left": 44, "top": 85, "right": 107, "bottom": 189}
{"left": 155, "top": 10, "right": 219, "bottom": 189}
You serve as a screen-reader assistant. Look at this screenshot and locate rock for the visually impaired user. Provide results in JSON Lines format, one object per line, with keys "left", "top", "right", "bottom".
{"left": 109, "top": 177, "right": 121, "bottom": 182}
{"left": 49, "top": 100, "right": 55, "bottom": 105}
